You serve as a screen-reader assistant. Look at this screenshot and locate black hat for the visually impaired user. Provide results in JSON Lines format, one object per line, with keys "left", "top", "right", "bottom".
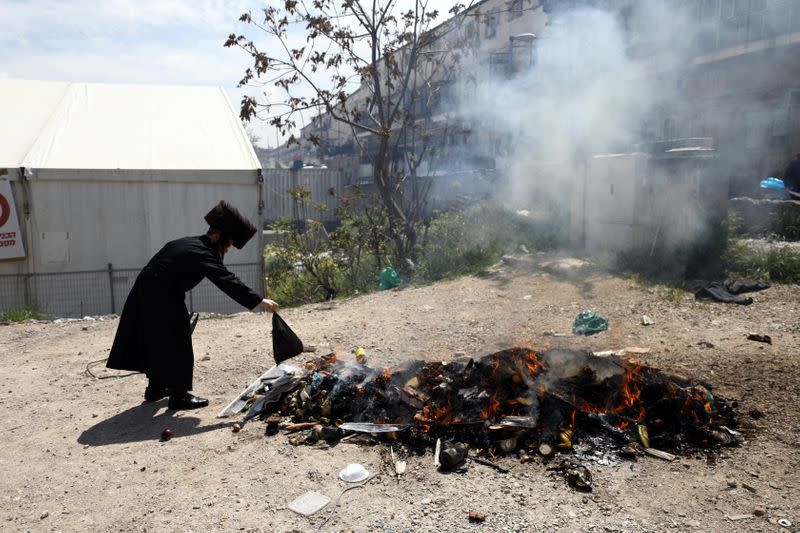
{"left": 204, "top": 201, "right": 257, "bottom": 249}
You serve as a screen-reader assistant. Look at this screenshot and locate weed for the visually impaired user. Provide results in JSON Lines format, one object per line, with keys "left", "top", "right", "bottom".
{"left": 774, "top": 205, "right": 800, "bottom": 240}
{"left": 1, "top": 308, "right": 45, "bottom": 322}
{"left": 663, "top": 287, "right": 687, "bottom": 304}
{"left": 416, "top": 203, "right": 564, "bottom": 282}
{"left": 724, "top": 241, "right": 800, "bottom": 283}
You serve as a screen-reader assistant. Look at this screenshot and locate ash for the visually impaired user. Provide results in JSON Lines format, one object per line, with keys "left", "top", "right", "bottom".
{"left": 245, "top": 347, "right": 740, "bottom": 459}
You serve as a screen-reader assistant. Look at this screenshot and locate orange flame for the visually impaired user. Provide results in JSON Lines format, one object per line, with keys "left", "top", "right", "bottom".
{"left": 491, "top": 354, "right": 502, "bottom": 374}
{"left": 560, "top": 409, "right": 577, "bottom": 431}
{"left": 526, "top": 351, "right": 545, "bottom": 377}
{"left": 612, "top": 360, "right": 646, "bottom": 424}
{"left": 418, "top": 395, "right": 454, "bottom": 426}
{"left": 480, "top": 393, "right": 501, "bottom": 419}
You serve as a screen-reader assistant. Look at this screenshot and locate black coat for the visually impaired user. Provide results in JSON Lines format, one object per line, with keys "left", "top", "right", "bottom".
{"left": 107, "top": 235, "right": 262, "bottom": 391}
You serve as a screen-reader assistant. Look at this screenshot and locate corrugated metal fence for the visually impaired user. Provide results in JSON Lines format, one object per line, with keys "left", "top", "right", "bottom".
{"left": 0, "top": 262, "right": 263, "bottom": 318}
{"left": 263, "top": 168, "right": 351, "bottom": 223}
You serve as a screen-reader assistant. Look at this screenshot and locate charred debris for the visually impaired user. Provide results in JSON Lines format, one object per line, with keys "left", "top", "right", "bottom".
{"left": 229, "top": 347, "right": 740, "bottom": 473}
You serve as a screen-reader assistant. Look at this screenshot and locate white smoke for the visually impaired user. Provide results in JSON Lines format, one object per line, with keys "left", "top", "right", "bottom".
{"left": 457, "top": 1, "right": 721, "bottom": 261}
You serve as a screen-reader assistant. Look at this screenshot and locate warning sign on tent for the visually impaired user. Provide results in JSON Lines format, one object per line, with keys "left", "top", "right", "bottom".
{"left": 0, "top": 179, "right": 26, "bottom": 260}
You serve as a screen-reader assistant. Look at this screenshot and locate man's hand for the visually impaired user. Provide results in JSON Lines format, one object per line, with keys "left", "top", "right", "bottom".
{"left": 260, "top": 298, "right": 279, "bottom": 313}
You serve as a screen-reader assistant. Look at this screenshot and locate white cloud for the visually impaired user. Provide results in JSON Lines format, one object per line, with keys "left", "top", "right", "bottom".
{"left": 0, "top": 1, "right": 459, "bottom": 148}
{"left": 0, "top": 0, "right": 282, "bottom": 144}
{"left": 0, "top": 0, "right": 254, "bottom": 41}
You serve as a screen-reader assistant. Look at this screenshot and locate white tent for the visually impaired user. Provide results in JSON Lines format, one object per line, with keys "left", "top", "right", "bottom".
{"left": 0, "top": 79, "right": 264, "bottom": 317}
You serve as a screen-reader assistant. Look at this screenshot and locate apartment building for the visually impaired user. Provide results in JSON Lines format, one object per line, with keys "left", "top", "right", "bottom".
{"left": 273, "top": 0, "right": 547, "bottom": 175}
{"left": 666, "top": 0, "right": 800, "bottom": 195}
{"left": 265, "top": 0, "right": 800, "bottom": 200}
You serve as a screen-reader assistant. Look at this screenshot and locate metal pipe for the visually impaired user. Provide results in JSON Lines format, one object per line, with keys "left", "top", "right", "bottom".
{"left": 107, "top": 262, "right": 115, "bottom": 314}
{"left": 19, "top": 167, "right": 34, "bottom": 308}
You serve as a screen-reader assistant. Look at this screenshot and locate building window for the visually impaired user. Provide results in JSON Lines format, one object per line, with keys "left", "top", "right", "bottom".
{"left": 464, "top": 20, "right": 478, "bottom": 43}
{"left": 745, "top": 111, "right": 766, "bottom": 149}
{"left": 663, "top": 117, "right": 676, "bottom": 140}
{"left": 509, "top": 0, "right": 523, "bottom": 21}
{"left": 771, "top": 108, "right": 788, "bottom": 138}
{"left": 489, "top": 52, "right": 511, "bottom": 78}
{"left": 701, "top": 0, "right": 720, "bottom": 21}
{"left": 721, "top": 0, "right": 734, "bottom": 19}
{"left": 748, "top": 11, "right": 765, "bottom": 42}
{"left": 484, "top": 12, "right": 498, "bottom": 38}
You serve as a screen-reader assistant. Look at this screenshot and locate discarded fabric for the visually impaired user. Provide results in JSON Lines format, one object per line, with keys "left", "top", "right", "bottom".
{"left": 746, "top": 333, "right": 772, "bottom": 344}
{"left": 572, "top": 310, "right": 608, "bottom": 335}
{"left": 693, "top": 280, "right": 770, "bottom": 305}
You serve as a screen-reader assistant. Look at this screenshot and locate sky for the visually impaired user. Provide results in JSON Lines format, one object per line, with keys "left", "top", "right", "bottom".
{"left": 0, "top": 0, "right": 444, "bottom": 149}
{"left": 0, "top": 0, "right": 283, "bottom": 147}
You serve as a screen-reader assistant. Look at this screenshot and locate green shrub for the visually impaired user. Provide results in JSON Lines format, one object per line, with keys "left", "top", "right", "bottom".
{"left": 611, "top": 214, "right": 731, "bottom": 281}
{"left": 724, "top": 241, "right": 800, "bottom": 283}
{"left": 417, "top": 203, "right": 563, "bottom": 282}
{"left": 774, "top": 205, "right": 800, "bottom": 240}
{"left": 264, "top": 211, "right": 388, "bottom": 306}
{"left": 1, "top": 308, "right": 45, "bottom": 322}
{"left": 662, "top": 287, "right": 687, "bottom": 304}
{"left": 264, "top": 202, "right": 569, "bottom": 305}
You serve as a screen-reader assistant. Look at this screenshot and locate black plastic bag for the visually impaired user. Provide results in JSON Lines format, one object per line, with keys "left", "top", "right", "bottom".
{"left": 272, "top": 313, "right": 303, "bottom": 364}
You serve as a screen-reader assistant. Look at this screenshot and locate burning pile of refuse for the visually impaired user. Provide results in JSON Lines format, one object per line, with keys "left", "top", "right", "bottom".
{"left": 228, "top": 347, "right": 739, "bottom": 460}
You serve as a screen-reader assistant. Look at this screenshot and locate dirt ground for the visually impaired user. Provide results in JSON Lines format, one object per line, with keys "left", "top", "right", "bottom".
{"left": 1, "top": 254, "right": 799, "bottom": 532}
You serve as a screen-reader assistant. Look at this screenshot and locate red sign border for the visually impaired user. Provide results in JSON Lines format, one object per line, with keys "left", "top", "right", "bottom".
{"left": 0, "top": 192, "right": 10, "bottom": 228}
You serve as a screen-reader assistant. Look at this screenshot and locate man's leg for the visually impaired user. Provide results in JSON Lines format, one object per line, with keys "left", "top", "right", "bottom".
{"left": 144, "top": 377, "right": 170, "bottom": 402}
{"left": 166, "top": 317, "right": 209, "bottom": 410}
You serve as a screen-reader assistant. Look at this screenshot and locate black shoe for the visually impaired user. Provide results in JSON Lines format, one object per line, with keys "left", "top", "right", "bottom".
{"left": 144, "top": 384, "right": 170, "bottom": 402}
{"left": 168, "top": 392, "right": 209, "bottom": 410}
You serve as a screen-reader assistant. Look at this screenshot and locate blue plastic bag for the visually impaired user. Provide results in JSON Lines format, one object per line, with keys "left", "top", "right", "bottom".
{"left": 760, "top": 177, "right": 784, "bottom": 190}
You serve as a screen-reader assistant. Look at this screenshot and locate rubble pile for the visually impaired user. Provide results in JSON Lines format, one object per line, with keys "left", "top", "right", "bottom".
{"left": 238, "top": 347, "right": 739, "bottom": 459}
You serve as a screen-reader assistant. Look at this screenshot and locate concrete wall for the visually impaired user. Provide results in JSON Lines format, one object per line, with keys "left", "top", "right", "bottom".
{"left": 572, "top": 151, "right": 726, "bottom": 256}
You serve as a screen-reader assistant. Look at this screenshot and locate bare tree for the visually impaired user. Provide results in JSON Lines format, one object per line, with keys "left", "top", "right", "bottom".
{"left": 226, "top": 0, "right": 470, "bottom": 263}
{"left": 244, "top": 125, "right": 261, "bottom": 147}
